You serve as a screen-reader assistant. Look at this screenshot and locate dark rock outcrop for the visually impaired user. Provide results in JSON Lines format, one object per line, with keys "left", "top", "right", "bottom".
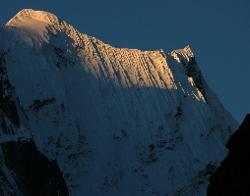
{"left": 2, "top": 140, "right": 69, "bottom": 196}
{"left": 207, "top": 114, "right": 250, "bottom": 196}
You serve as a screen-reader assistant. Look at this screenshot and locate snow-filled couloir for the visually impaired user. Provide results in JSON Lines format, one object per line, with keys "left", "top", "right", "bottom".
{"left": 0, "top": 9, "right": 238, "bottom": 196}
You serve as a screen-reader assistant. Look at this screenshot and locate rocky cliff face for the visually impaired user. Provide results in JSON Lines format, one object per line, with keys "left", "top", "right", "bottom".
{"left": 0, "top": 9, "right": 238, "bottom": 196}
{"left": 208, "top": 114, "right": 250, "bottom": 196}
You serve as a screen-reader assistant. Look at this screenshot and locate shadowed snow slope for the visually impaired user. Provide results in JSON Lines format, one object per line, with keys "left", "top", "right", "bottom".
{"left": 0, "top": 9, "right": 238, "bottom": 196}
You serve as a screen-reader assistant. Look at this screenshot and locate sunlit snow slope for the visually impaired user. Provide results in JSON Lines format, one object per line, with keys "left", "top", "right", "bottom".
{"left": 0, "top": 9, "right": 238, "bottom": 196}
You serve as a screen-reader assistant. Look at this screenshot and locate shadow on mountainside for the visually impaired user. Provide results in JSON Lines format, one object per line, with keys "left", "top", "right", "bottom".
{"left": 208, "top": 114, "right": 250, "bottom": 196}
{"left": 0, "top": 51, "right": 69, "bottom": 196}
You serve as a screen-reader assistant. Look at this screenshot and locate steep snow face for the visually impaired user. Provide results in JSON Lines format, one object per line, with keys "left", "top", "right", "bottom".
{"left": 0, "top": 9, "right": 238, "bottom": 196}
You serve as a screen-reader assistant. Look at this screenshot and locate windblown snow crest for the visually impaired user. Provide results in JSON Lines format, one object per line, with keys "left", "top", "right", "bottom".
{"left": 0, "top": 9, "right": 238, "bottom": 196}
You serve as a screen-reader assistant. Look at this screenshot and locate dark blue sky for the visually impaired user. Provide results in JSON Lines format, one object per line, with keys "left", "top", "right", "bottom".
{"left": 1, "top": 0, "right": 249, "bottom": 122}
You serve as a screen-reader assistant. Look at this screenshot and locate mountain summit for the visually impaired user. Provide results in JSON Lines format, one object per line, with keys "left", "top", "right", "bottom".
{"left": 6, "top": 9, "right": 60, "bottom": 26}
{"left": 0, "top": 9, "right": 237, "bottom": 196}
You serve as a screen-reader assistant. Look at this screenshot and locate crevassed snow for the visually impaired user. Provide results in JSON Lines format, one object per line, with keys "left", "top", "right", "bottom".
{"left": 0, "top": 9, "right": 238, "bottom": 196}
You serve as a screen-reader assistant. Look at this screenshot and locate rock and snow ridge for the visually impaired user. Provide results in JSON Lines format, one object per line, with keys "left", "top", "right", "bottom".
{"left": 0, "top": 9, "right": 238, "bottom": 196}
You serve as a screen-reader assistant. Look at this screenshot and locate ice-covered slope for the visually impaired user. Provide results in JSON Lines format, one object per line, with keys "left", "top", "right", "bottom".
{"left": 0, "top": 9, "right": 238, "bottom": 196}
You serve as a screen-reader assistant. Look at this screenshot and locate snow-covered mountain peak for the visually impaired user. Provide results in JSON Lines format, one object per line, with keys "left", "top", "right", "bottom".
{"left": 4, "top": 9, "right": 83, "bottom": 48}
{"left": 0, "top": 9, "right": 238, "bottom": 196}
{"left": 6, "top": 9, "right": 60, "bottom": 27}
